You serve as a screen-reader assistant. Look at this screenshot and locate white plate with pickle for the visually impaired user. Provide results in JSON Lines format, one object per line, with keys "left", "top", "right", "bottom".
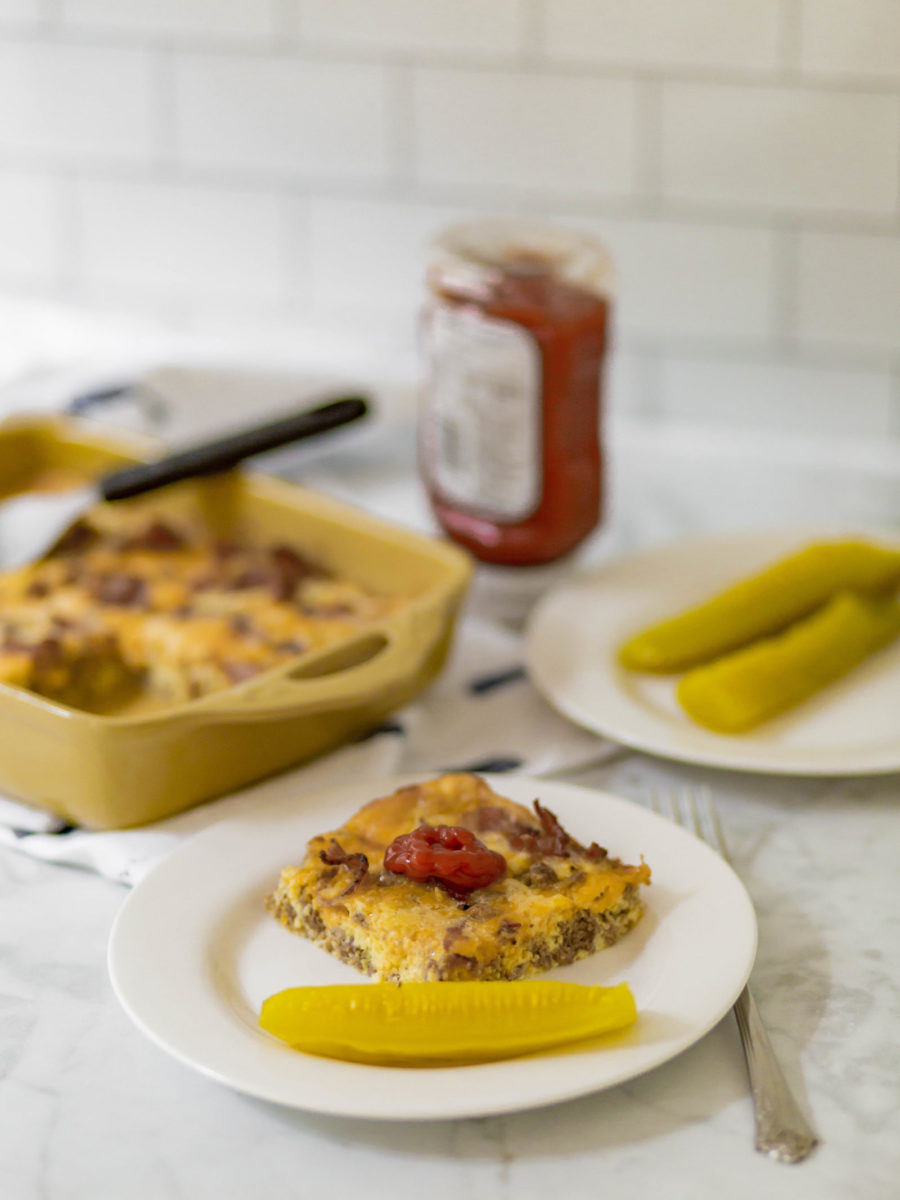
{"left": 526, "top": 528, "right": 900, "bottom": 776}
{"left": 108, "top": 774, "right": 756, "bottom": 1121}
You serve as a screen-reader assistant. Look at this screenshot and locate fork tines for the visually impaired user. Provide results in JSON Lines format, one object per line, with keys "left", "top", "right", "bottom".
{"left": 650, "top": 785, "right": 730, "bottom": 861}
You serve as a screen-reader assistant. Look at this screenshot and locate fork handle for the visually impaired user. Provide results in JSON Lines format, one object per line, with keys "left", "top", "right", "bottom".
{"left": 733, "top": 985, "right": 819, "bottom": 1163}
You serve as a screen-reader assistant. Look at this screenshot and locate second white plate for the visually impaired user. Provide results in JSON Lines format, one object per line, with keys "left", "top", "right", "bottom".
{"left": 526, "top": 528, "right": 900, "bottom": 776}
{"left": 108, "top": 774, "right": 756, "bottom": 1121}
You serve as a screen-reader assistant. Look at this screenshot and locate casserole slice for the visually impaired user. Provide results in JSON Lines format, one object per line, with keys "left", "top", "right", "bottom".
{"left": 267, "top": 773, "right": 650, "bottom": 983}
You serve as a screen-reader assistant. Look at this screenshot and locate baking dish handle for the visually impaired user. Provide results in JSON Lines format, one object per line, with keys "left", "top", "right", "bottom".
{"left": 188, "top": 622, "right": 427, "bottom": 723}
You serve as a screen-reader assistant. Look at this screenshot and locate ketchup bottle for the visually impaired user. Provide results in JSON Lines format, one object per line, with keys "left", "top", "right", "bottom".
{"left": 420, "top": 220, "right": 613, "bottom": 567}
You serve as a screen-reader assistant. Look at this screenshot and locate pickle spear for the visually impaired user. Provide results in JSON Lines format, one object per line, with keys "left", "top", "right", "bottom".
{"left": 260, "top": 980, "right": 637, "bottom": 1066}
{"left": 677, "top": 590, "right": 900, "bottom": 734}
{"left": 619, "top": 539, "right": 900, "bottom": 673}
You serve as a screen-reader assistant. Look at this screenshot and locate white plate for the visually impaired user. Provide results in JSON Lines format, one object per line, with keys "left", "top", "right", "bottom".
{"left": 108, "top": 774, "right": 756, "bottom": 1121}
{"left": 526, "top": 528, "right": 900, "bottom": 776}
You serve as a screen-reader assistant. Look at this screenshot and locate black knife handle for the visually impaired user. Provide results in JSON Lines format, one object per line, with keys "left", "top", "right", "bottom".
{"left": 99, "top": 396, "right": 369, "bottom": 502}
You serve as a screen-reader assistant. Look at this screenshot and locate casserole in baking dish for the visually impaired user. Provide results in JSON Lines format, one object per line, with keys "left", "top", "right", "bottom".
{"left": 0, "top": 417, "right": 471, "bottom": 829}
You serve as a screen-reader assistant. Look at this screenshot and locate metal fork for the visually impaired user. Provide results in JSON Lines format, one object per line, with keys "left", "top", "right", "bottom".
{"left": 653, "top": 785, "right": 819, "bottom": 1164}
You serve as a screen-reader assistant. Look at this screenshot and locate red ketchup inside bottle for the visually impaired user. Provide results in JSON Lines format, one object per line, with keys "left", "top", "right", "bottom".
{"left": 420, "top": 222, "right": 612, "bottom": 567}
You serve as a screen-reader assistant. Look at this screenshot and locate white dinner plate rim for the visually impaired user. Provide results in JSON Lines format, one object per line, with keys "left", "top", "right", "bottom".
{"left": 108, "top": 773, "right": 757, "bottom": 1121}
{"left": 526, "top": 527, "right": 900, "bottom": 777}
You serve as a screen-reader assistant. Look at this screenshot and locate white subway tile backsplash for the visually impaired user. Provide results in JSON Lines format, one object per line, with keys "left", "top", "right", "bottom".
{"left": 796, "top": 231, "right": 900, "bottom": 352}
{"left": 661, "top": 82, "right": 900, "bottom": 216}
{"left": 76, "top": 179, "right": 286, "bottom": 302}
{"left": 557, "top": 215, "right": 776, "bottom": 341}
{"left": 0, "top": 41, "right": 155, "bottom": 163}
{"left": 607, "top": 349, "right": 647, "bottom": 418}
{"left": 61, "top": 0, "right": 278, "bottom": 41}
{"left": 544, "top": 0, "right": 780, "bottom": 72}
{"left": 0, "top": 171, "right": 58, "bottom": 280}
{"left": 299, "top": 0, "right": 523, "bottom": 58}
{"left": 305, "top": 196, "right": 475, "bottom": 319}
{"left": 0, "top": 4, "right": 897, "bottom": 446}
{"left": 174, "top": 53, "right": 389, "bottom": 179}
{"left": 800, "top": 1, "right": 900, "bottom": 81}
{"left": 659, "top": 354, "right": 894, "bottom": 435}
{"left": 0, "top": 0, "right": 40, "bottom": 24}
{"left": 412, "top": 68, "right": 638, "bottom": 197}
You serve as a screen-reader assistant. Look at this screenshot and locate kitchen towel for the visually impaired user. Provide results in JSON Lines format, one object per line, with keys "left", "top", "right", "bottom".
{"left": 0, "top": 618, "right": 620, "bottom": 886}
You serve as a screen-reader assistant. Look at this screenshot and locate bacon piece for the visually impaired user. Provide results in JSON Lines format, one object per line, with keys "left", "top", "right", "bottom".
{"left": 230, "top": 566, "right": 272, "bottom": 592}
{"left": 475, "top": 804, "right": 540, "bottom": 839}
{"left": 442, "top": 923, "right": 466, "bottom": 951}
{"left": 319, "top": 838, "right": 369, "bottom": 895}
{"left": 222, "top": 660, "right": 261, "bottom": 684}
{"left": 275, "top": 639, "right": 307, "bottom": 655}
{"left": 48, "top": 519, "right": 100, "bottom": 557}
{"left": 269, "top": 545, "right": 322, "bottom": 602}
{"left": 228, "top": 546, "right": 321, "bottom": 602}
{"left": 533, "top": 800, "right": 608, "bottom": 860}
{"left": 90, "top": 573, "right": 149, "bottom": 607}
{"left": 31, "top": 637, "right": 64, "bottom": 670}
{"left": 478, "top": 800, "right": 592, "bottom": 858}
{"left": 533, "top": 799, "right": 573, "bottom": 857}
{"left": 3, "top": 634, "right": 65, "bottom": 669}
{"left": 486, "top": 798, "right": 604, "bottom": 861}
{"left": 433, "top": 877, "right": 475, "bottom": 904}
{"left": 120, "top": 519, "right": 185, "bottom": 552}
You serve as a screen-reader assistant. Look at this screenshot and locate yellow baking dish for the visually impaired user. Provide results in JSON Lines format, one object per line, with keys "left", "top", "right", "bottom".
{"left": 0, "top": 415, "right": 472, "bottom": 829}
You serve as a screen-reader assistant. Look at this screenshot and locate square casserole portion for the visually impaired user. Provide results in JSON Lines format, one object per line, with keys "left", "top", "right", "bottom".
{"left": 266, "top": 774, "right": 651, "bottom": 982}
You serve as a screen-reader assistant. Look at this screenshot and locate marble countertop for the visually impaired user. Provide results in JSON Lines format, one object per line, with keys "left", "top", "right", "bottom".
{"left": 1, "top": 384, "right": 899, "bottom": 1199}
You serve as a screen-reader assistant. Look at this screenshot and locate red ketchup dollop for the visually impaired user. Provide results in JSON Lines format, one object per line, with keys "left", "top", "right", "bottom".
{"left": 384, "top": 825, "right": 507, "bottom": 901}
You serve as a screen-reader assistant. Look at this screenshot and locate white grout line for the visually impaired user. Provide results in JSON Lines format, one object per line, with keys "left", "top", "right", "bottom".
{"left": 0, "top": 24, "right": 897, "bottom": 95}
{"left": 771, "top": 224, "right": 799, "bottom": 352}
{"left": 52, "top": 167, "right": 80, "bottom": 300}
{"left": 150, "top": 44, "right": 179, "bottom": 171}
{"left": 0, "top": 151, "right": 894, "bottom": 238}
{"left": 516, "top": 0, "right": 546, "bottom": 68}
{"left": 271, "top": 0, "right": 301, "bottom": 46}
{"left": 384, "top": 62, "right": 415, "bottom": 188}
{"left": 612, "top": 413, "right": 900, "bottom": 472}
{"left": 775, "top": 0, "right": 803, "bottom": 80}
{"left": 633, "top": 78, "right": 662, "bottom": 208}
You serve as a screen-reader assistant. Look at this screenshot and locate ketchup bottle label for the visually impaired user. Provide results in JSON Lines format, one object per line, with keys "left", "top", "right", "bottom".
{"left": 422, "top": 302, "right": 542, "bottom": 524}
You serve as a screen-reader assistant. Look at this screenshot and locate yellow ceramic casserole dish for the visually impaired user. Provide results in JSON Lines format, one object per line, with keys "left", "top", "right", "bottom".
{"left": 0, "top": 416, "right": 472, "bottom": 829}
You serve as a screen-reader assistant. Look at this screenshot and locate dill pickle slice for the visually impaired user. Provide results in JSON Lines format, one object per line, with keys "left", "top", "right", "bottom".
{"left": 677, "top": 591, "right": 900, "bottom": 734}
{"left": 259, "top": 981, "right": 637, "bottom": 1066}
{"left": 619, "top": 539, "right": 900, "bottom": 673}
